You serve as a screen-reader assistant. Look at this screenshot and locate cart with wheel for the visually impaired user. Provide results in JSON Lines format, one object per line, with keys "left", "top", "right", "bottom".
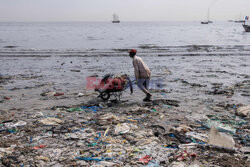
{"left": 95, "top": 74, "right": 134, "bottom": 101}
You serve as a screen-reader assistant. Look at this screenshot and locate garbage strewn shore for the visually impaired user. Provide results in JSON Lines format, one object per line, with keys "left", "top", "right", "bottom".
{"left": 0, "top": 54, "right": 249, "bottom": 166}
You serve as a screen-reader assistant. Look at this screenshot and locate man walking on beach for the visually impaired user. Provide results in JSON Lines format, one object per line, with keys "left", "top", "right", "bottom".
{"left": 129, "top": 49, "right": 152, "bottom": 101}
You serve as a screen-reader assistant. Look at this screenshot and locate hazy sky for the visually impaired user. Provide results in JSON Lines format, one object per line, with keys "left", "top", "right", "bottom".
{"left": 0, "top": 0, "right": 249, "bottom": 22}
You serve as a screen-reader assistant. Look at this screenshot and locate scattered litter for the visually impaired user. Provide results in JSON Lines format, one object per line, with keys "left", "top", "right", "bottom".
{"left": 36, "top": 156, "right": 50, "bottom": 162}
{"left": 80, "top": 106, "right": 101, "bottom": 113}
{"left": 0, "top": 79, "right": 248, "bottom": 167}
{"left": 115, "top": 123, "right": 130, "bottom": 135}
{"left": 98, "top": 161, "right": 117, "bottom": 166}
{"left": 175, "top": 150, "right": 197, "bottom": 161}
{"left": 39, "top": 117, "right": 63, "bottom": 125}
{"left": 4, "top": 120, "right": 27, "bottom": 129}
{"left": 40, "top": 91, "right": 56, "bottom": 96}
{"left": 0, "top": 146, "right": 15, "bottom": 158}
{"left": 203, "top": 118, "right": 236, "bottom": 134}
{"left": 75, "top": 157, "right": 112, "bottom": 161}
{"left": 33, "top": 145, "right": 46, "bottom": 150}
{"left": 145, "top": 160, "right": 161, "bottom": 167}
{"left": 4, "top": 96, "right": 11, "bottom": 100}
{"left": 77, "top": 93, "right": 84, "bottom": 97}
{"left": 139, "top": 155, "right": 152, "bottom": 165}
{"left": 185, "top": 132, "right": 208, "bottom": 143}
{"left": 169, "top": 162, "right": 186, "bottom": 167}
{"left": 208, "top": 127, "right": 235, "bottom": 149}
{"left": 54, "top": 92, "right": 64, "bottom": 96}
{"left": 67, "top": 107, "right": 84, "bottom": 112}
{"left": 236, "top": 106, "right": 250, "bottom": 117}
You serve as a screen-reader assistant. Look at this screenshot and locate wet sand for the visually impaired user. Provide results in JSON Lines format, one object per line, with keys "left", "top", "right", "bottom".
{"left": 0, "top": 50, "right": 249, "bottom": 166}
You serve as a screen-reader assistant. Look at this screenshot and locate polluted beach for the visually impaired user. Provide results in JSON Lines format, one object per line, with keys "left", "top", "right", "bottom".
{"left": 0, "top": 1, "right": 250, "bottom": 167}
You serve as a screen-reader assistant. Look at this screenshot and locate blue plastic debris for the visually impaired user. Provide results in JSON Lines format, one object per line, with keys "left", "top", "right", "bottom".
{"left": 30, "top": 137, "right": 33, "bottom": 143}
{"left": 71, "top": 129, "right": 80, "bottom": 133}
{"left": 71, "top": 128, "right": 85, "bottom": 133}
{"left": 168, "top": 133, "right": 176, "bottom": 138}
{"left": 76, "top": 157, "right": 103, "bottom": 161}
{"left": 82, "top": 121, "right": 96, "bottom": 124}
{"left": 80, "top": 106, "right": 102, "bottom": 113}
{"left": 75, "top": 157, "right": 113, "bottom": 161}
{"left": 163, "top": 145, "right": 178, "bottom": 149}
{"left": 7, "top": 128, "right": 17, "bottom": 133}
{"left": 191, "top": 138, "right": 206, "bottom": 145}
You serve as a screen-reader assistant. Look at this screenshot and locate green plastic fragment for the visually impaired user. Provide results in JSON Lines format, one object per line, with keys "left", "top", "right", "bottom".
{"left": 151, "top": 108, "right": 157, "bottom": 112}
{"left": 88, "top": 143, "right": 98, "bottom": 147}
{"left": 67, "top": 108, "right": 84, "bottom": 112}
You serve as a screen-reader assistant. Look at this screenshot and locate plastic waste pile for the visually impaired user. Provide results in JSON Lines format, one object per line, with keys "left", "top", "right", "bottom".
{"left": 0, "top": 99, "right": 249, "bottom": 166}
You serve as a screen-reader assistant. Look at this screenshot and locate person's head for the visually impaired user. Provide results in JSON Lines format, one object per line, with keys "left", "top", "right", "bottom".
{"left": 129, "top": 49, "right": 137, "bottom": 58}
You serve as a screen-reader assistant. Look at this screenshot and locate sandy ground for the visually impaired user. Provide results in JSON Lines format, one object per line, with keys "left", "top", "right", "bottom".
{"left": 0, "top": 53, "right": 249, "bottom": 166}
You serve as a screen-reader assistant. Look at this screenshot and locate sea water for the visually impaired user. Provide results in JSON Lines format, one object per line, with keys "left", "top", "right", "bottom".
{"left": 0, "top": 21, "right": 249, "bottom": 53}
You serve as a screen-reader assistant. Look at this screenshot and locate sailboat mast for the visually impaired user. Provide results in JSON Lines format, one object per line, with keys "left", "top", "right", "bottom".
{"left": 208, "top": 8, "right": 210, "bottom": 21}
{"left": 113, "top": 13, "right": 119, "bottom": 21}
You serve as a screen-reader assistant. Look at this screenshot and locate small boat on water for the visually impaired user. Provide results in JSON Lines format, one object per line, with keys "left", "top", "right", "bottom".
{"left": 201, "top": 8, "right": 213, "bottom": 24}
{"left": 242, "top": 16, "right": 250, "bottom": 32}
{"left": 201, "top": 21, "right": 209, "bottom": 24}
{"left": 243, "top": 24, "right": 250, "bottom": 32}
{"left": 112, "top": 14, "right": 120, "bottom": 23}
{"left": 201, "top": 20, "right": 213, "bottom": 24}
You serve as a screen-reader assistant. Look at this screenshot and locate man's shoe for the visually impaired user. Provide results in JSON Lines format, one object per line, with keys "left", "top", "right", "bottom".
{"left": 143, "top": 93, "right": 152, "bottom": 102}
{"left": 143, "top": 97, "right": 151, "bottom": 102}
{"left": 147, "top": 93, "right": 152, "bottom": 98}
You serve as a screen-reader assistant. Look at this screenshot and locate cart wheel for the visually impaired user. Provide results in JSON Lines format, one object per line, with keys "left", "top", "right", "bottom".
{"left": 100, "top": 92, "right": 110, "bottom": 101}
